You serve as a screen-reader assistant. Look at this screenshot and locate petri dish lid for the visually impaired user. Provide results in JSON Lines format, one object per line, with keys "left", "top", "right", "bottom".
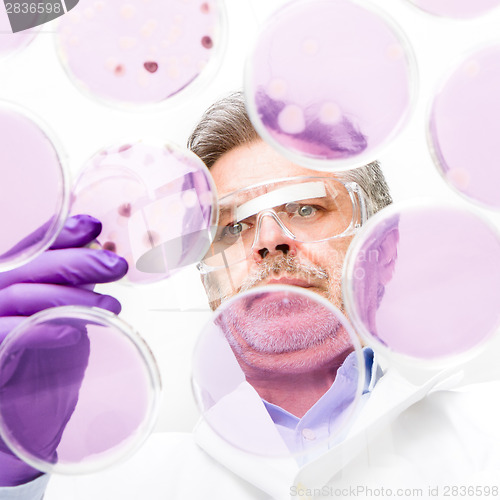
{"left": 0, "top": 306, "right": 161, "bottom": 474}
{"left": 245, "top": 0, "right": 416, "bottom": 172}
{"left": 0, "top": 101, "right": 69, "bottom": 272}
{"left": 429, "top": 43, "right": 500, "bottom": 211}
{"left": 192, "top": 285, "right": 365, "bottom": 459}
{"left": 71, "top": 140, "right": 218, "bottom": 284}
{"left": 55, "top": 0, "right": 227, "bottom": 109}
{"left": 343, "top": 200, "right": 500, "bottom": 367}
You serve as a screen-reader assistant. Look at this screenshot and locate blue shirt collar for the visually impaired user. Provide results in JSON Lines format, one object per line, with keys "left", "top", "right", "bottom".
{"left": 262, "top": 347, "right": 382, "bottom": 463}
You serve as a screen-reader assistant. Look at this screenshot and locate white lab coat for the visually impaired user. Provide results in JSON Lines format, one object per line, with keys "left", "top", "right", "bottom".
{"left": 44, "top": 368, "right": 500, "bottom": 500}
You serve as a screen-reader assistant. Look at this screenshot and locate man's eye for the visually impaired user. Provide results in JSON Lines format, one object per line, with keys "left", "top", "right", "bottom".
{"left": 297, "top": 205, "right": 316, "bottom": 217}
{"left": 220, "top": 221, "right": 249, "bottom": 239}
{"left": 286, "top": 203, "right": 318, "bottom": 218}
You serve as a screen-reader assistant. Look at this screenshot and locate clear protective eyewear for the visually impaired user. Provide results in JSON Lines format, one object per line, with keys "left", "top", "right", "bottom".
{"left": 199, "top": 176, "right": 369, "bottom": 272}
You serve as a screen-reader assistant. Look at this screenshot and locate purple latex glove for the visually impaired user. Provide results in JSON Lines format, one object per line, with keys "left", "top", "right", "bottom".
{"left": 0, "top": 215, "right": 128, "bottom": 486}
{"left": 0, "top": 320, "right": 89, "bottom": 485}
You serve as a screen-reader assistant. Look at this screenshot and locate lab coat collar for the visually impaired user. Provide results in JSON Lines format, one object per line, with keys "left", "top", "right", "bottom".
{"left": 194, "top": 382, "right": 299, "bottom": 500}
{"left": 194, "top": 365, "right": 461, "bottom": 498}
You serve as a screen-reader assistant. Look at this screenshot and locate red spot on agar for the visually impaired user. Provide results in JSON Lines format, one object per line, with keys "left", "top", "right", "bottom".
{"left": 200, "top": 2, "right": 210, "bottom": 13}
{"left": 118, "top": 144, "right": 132, "bottom": 153}
{"left": 144, "top": 61, "right": 159, "bottom": 73}
{"left": 103, "top": 241, "right": 117, "bottom": 253}
{"left": 201, "top": 36, "right": 213, "bottom": 49}
{"left": 118, "top": 203, "right": 132, "bottom": 217}
{"left": 114, "top": 64, "right": 125, "bottom": 76}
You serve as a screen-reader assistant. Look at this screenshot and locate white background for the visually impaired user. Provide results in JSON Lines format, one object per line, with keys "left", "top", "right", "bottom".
{"left": 1, "top": 0, "right": 500, "bottom": 432}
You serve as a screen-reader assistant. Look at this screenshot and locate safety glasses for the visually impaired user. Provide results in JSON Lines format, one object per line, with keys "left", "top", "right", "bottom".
{"left": 198, "top": 176, "right": 368, "bottom": 273}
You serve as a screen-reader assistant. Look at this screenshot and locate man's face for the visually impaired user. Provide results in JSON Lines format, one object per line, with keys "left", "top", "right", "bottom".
{"left": 202, "top": 140, "right": 356, "bottom": 372}
{"left": 204, "top": 140, "right": 354, "bottom": 311}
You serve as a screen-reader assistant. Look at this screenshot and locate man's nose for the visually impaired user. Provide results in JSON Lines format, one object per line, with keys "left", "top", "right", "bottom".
{"left": 252, "top": 213, "right": 298, "bottom": 262}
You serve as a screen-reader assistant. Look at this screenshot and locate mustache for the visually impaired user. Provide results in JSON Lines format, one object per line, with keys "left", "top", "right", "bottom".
{"left": 238, "top": 254, "right": 329, "bottom": 293}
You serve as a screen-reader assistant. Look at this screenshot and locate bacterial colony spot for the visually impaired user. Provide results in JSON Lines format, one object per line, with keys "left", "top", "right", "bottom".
{"left": 144, "top": 61, "right": 159, "bottom": 73}
{"left": 103, "top": 241, "right": 117, "bottom": 252}
{"left": 201, "top": 36, "right": 213, "bottom": 49}
{"left": 118, "top": 203, "right": 132, "bottom": 217}
{"left": 118, "top": 144, "right": 132, "bottom": 153}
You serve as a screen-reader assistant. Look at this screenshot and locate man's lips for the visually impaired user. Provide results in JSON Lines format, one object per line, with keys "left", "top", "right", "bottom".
{"left": 243, "top": 278, "right": 317, "bottom": 310}
{"left": 265, "top": 277, "right": 316, "bottom": 288}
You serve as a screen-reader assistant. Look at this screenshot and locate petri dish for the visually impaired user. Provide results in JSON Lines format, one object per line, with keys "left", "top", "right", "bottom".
{"left": 55, "top": 0, "right": 226, "bottom": 108}
{"left": 407, "top": 0, "right": 500, "bottom": 19}
{"left": 0, "top": 306, "right": 161, "bottom": 474}
{"left": 245, "top": 0, "right": 416, "bottom": 172}
{"left": 0, "top": 6, "right": 38, "bottom": 59}
{"left": 429, "top": 44, "right": 500, "bottom": 210}
{"left": 71, "top": 141, "right": 217, "bottom": 284}
{"left": 192, "top": 285, "right": 365, "bottom": 459}
{"left": 343, "top": 200, "right": 500, "bottom": 366}
{"left": 0, "top": 101, "right": 70, "bottom": 273}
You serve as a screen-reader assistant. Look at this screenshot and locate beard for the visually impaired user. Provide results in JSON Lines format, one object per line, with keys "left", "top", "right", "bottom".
{"left": 204, "top": 252, "right": 344, "bottom": 313}
{"left": 218, "top": 292, "right": 344, "bottom": 355}
{"left": 209, "top": 253, "right": 347, "bottom": 356}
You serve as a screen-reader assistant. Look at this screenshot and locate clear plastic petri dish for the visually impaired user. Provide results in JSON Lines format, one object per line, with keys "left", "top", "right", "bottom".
{"left": 70, "top": 140, "right": 218, "bottom": 284}
{"left": 245, "top": 0, "right": 417, "bottom": 172}
{"left": 406, "top": 0, "right": 500, "bottom": 19}
{"left": 55, "top": 0, "right": 227, "bottom": 109}
{"left": 0, "top": 306, "right": 161, "bottom": 474}
{"left": 429, "top": 43, "right": 500, "bottom": 211}
{"left": 343, "top": 200, "right": 500, "bottom": 368}
{"left": 192, "top": 285, "right": 366, "bottom": 459}
{"left": 0, "top": 100, "right": 70, "bottom": 273}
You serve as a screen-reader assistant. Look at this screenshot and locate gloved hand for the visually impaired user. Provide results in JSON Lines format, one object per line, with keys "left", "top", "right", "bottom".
{"left": 0, "top": 214, "right": 128, "bottom": 486}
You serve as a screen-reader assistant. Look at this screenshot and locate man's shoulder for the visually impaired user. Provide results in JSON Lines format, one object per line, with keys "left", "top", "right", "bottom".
{"left": 389, "top": 381, "right": 500, "bottom": 480}
{"left": 367, "top": 373, "right": 500, "bottom": 439}
{"left": 307, "top": 380, "right": 500, "bottom": 492}
{"left": 401, "top": 380, "right": 500, "bottom": 436}
{"left": 399, "top": 378, "right": 499, "bottom": 417}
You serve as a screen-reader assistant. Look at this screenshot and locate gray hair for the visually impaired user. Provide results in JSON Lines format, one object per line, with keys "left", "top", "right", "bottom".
{"left": 187, "top": 91, "right": 392, "bottom": 216}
